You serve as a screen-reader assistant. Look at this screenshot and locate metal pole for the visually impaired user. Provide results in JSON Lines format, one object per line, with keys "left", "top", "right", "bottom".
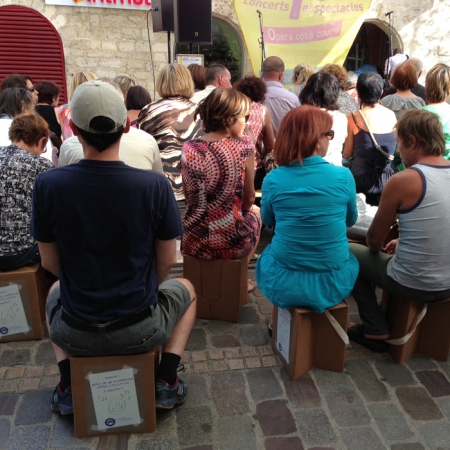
{"left": 167, "top": 31, "right": 171, "bottom": 63}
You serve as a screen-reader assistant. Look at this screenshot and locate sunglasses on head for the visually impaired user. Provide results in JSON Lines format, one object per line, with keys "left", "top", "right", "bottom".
{"left": 323, "top": 130, "right": 334, "bottom": 140}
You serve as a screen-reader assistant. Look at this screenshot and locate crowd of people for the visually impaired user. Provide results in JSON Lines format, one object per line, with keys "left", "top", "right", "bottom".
{"left": 1, "top": 54, "right": 450, "bottom": 417}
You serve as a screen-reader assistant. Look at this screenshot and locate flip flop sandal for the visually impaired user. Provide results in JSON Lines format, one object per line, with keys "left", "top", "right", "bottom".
{"left": 347, "top": 323, "right": 388, "bottom": 353}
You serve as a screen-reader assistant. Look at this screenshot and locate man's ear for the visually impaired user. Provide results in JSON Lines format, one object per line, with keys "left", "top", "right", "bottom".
{"left": 278, "top": 72, "right": 284, "bottom": 83}
{"left": 69, "top": 119, "right": 80, "bottom": 136}
{"left": 123, "top": 117, "right": 131, "bottom": 134}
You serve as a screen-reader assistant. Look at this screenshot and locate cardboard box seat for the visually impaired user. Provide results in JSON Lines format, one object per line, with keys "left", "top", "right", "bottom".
{"left": 272, "top": 302, "right": 349, "bottom": 380}
{"left": 183, "top": 255, "right": 248, "bottom": 322}
{"left": 0, "top": 263, "right": 47, "bottom": 342}
{"left": 381, "top": 291, "right": 450, "bottom": 364}
{"left": 71, "top": 349, "right": 159, "bottom": 438}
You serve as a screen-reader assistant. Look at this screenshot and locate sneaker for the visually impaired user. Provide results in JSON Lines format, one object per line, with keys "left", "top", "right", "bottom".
{"left": 155, "top": 377, "right": 188, "bottom": 409}
{"left": 51, "top": 383, "right": 73, "bottom": 415}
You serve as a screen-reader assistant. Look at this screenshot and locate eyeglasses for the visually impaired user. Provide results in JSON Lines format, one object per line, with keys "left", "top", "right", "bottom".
{"left": 27, "top": 87, "right": 36, "bottom": 92}
{"left": 323, "top": 130, "right": 334, "bottom": 140}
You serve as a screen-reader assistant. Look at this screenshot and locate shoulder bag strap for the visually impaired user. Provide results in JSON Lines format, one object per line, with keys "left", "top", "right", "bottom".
{"left": 357, "top": 111, "right": 394, "bottom": 161}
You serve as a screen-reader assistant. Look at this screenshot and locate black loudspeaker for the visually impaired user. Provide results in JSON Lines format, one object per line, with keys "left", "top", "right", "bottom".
{"left": 152, "top": 0, "right": 174, "bottom": 33}
{"left": 174, "top": 0, "right": 212, "bottom": 44}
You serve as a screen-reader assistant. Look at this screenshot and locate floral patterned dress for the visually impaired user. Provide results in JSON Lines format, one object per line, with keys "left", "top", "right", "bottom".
{"left": 180, "top": 137, "right": 261, "bottom": 260}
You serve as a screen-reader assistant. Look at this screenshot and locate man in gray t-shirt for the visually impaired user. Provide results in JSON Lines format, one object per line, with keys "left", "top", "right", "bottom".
{"left": 347, "top": 109, "right": 450, "bottom": 352}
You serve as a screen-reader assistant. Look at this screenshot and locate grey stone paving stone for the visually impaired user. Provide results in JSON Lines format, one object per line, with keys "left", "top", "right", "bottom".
{"left": 368, "top": 403, "right": 413, "bottom": 440}
{"left": 218, "top": 414, "right": 257, "bottom": 450}
{"left": 264, "top": 436, "right": 305, "bottom": 450}
{"left": 7, "top": 425, "right": 50, "bottom": 450}
{"left": 0, "top": 395, "right": 20, "bottom": 416}
{"left": 204, "top": 321, "right": 238, "bottom": 336}
{"left": 325, "top": 390, "right": 371, "bottom": 427}
{"left": 396, "top": 387, "right": 443, "bottom": 421}
{"left": 211, "top": 371, "right": 250, "bottom": 415}
{"left": 96, "top": 434, "right": 128, "bottom": 450}
{"left": 416, "top": 370, "right": 450, "bottom": 397}
{"left": 419, "top": 421, "right": 450, "bottom": 449}
{"left": 390, "top": 444, "right": 425, "bottom": 450}
{"left": 246, "top": 368, "right": 283, "bottom": 402}
{"left": 294, "top": 408, "right": 336, "bottom": 447}
{"left": 438, "top": 361, "right": 450, "bottom": 379}
{"left": 181, "top": 446, "right": 213, "bottom": 450}
{"left": 340, "top": 427, "right": 385, "bottom": 450}
{"left": 0, "top": 349, "right": 30, "bottom": 367}
{"left": 35, "top": 341, "right": 56, "bottom": 365}
{"left": 185, "top": 329, "right": 207, "bottom": 351}
{"left": 155, "top": 409, "right": 177, "bottom": 435}
{"left": 406, "top": 356, "right": 438, "bottom": 371}
{"left": 283, "top": 373, "right": 321, "bottom": 408}
{"left": 14, "top": 390, "right": 53, "bottom": 425}
{"left": 255, "top": 399, "right": 297, "bottom": 436}
{"left": 136, "top": 436, "right": 178, "bottom": 450}
{"left": 0, "top": 419, "right": 10, "bottom": 449}
{"left": 210, "top": 334, "right": 241, "bottom": 348}
{"left": 239, "top": 324, "right": 268, "bottom": 346}
{"left": 51, "top": 414, "right": 94, "bottom": 448}
{"left": 374, "top": 360, "right": 415, "bottom": 387}
{"left": 182, "top": 374, "right": 209, "bottom": 408}
{"left": 437, "top": 397, "right": 450, "bottom": 419}
{"left": 239, "top": 305, "right": 261, "bottom": 324}
{"left": 255, "top": 297, "right": 273, "bottom": 315}
{"left": 176, "top": 406, "right": 213, "bottom": 448}
{"left": 345, "top": 360, "right": 389, "bottom": 402}
{"left": 311, "top": 368, "right": 354, "bottom": 393}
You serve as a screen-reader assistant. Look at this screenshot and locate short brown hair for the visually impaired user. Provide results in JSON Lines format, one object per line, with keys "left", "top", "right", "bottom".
{"left": 196, "top": 88, "right": 250, "bottom": 133}
{"left": 397, "top": 109, "right": 445, "bottom": 156}
{"left": 274, "top": 105, "right": 332, "bottom": 166}
{"left": 234, "top": 76, "right": 267, "bottom": 103}
{"left": 156, "top": 63, "right": 194, "bottom": 99}
{"left": 425, "top": 63, "right": 450, "bottom": 103}
{"left": 262, "top": 56, "right": 284, "bottom": 74}
{"left": 319, "top": 64, "right": 347, "bottom": 89}
{"left": 390, "top": 62, "right": 418, "bottom": 90}
{"left": 187, "top": 64, "right": 206, "bottom": 91}
{"left": 9, "top": 114, "right": 50, "bottom": 146}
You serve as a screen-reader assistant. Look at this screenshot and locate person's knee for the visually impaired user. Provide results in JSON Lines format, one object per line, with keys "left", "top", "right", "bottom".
{"left": 174, "top": 277, "right": 196, "bottom": 303}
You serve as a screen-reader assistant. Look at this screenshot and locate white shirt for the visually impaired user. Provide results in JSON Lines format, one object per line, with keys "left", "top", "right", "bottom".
{"left": 190, "top": 85, "right": 217, "bottom": 104}
{"left": 0, "top": 119, "right": 13, "bottom": 147}
{"left": 58, "top": 127, "right": 163, "bottom": 172}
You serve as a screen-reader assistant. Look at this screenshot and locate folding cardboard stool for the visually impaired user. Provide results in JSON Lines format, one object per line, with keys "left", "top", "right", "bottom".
{"left": 381, "top": 291, "right": 450, "bottom": 364}
{"left": 0, "top": 263, "right": 47, "bottom": 343}
{"left": 272, "top": 302, "right": 349, "bottom": 380}
{"left": 183, "top": 255, "right": 248, "bottom": 322}
{"left": 71, "top": 349, "right": 159, "bottom": 438}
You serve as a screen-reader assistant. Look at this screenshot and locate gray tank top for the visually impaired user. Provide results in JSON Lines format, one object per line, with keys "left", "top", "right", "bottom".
{"left": 387, "top": 163, "right": 450, "bottom": 290}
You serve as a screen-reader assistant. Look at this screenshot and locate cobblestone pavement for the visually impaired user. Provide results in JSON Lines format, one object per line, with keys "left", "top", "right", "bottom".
{"left": 2, "top": 231, "right": 450, "bottom": 449}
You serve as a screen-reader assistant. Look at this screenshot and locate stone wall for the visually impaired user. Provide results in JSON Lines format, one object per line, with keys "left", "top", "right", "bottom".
{"left": 1, "top": 0, "right": 251, "bottom": 98}
{"left": 2, "top": 0, "right": 450, "bottom": 91}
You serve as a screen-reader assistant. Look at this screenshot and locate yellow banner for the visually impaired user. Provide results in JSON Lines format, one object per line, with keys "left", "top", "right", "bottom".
{"left": 232, "top": 0, "right": 372, "bottom": 75}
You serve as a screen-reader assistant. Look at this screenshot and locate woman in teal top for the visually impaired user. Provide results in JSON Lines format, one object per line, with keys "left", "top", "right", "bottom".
{"left": 422, "top": 63, "right": 450, "bottom": 159}
{"left": 256, "top": 105, "right": 359, "bottom": 313}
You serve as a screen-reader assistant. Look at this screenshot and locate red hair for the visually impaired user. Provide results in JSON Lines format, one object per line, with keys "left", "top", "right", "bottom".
{"left": 274, "top": 105, "right": 333, "bottom": 166}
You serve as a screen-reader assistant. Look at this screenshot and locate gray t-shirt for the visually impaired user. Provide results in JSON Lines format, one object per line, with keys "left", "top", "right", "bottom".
{"left": 380, "top": 95, "right": 426, "bottom": 120}
{"left": 387, "top": 163, "right": 450, "bottom": 290}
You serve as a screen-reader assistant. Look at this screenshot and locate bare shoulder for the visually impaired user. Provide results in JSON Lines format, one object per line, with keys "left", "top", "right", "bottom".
{"left": 385, "top": 168, "right": 423, "bottom": 210}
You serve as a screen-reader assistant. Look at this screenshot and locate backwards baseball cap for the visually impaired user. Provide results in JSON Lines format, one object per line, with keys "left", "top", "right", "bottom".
{"left": 71, "top": 80, "right": 127, "bottom": 133}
